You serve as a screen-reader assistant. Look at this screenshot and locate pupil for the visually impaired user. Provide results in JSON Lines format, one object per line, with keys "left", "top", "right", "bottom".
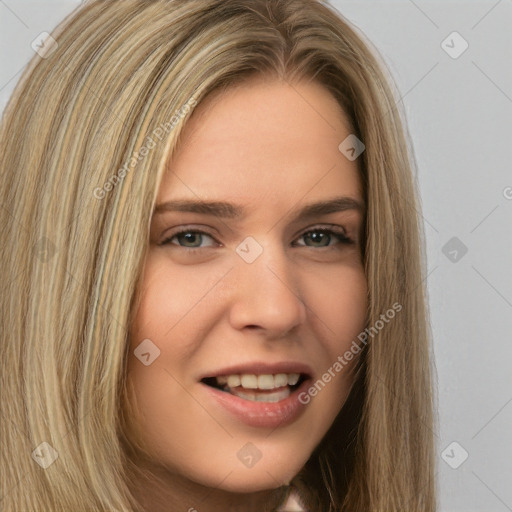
{"left": 179, "top": 233, "right": 201, "bottom": 247}
{"left": 307, "top": 232, "right": 329, "bottom": 247}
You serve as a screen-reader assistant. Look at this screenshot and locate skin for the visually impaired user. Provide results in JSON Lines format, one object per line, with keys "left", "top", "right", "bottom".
{"left": 125, "top": 75, "right": 368, "bottom": 512}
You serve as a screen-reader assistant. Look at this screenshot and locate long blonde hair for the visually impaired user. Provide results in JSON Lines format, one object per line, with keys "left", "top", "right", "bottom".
{"left": 0, "top": 1, "right": 437, "bottom": 510}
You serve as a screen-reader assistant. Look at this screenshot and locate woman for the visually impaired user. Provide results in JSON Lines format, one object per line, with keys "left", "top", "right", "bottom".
{"left": 0, "top": 1, "right": 437, "bottom": 510}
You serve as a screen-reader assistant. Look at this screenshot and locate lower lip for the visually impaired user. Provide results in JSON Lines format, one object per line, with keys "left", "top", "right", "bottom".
{"left": 200, "top": 379, "right": 311, "bottom": 429}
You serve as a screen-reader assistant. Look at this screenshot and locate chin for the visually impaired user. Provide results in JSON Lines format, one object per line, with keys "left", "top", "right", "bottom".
{"left": 185, "top": 449, "right": 308, "bottom": 493}
{"left": 206, "top": 467, "right": 296, "bottom": 493}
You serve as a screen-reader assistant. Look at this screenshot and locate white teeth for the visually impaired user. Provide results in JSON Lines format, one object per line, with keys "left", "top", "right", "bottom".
{"left": 214, "top": 372, "right": 303, "bottom": 390}
{"left": 274, "top": 373, "right": 288, "bottom": 387}
{"left": 227, "top": 375, "right": 241, "bottom": 388}
{"left": 240, "top": 374, "right": 258, "bottom": 389}
{"left": 231, "top": 387, "right": 291, "bottom": 403}
{"left": 257, "top": 374, "right": 275, "bottom": 390}
{"left": 288, "top": 373, "right": 300, "bottom": 386}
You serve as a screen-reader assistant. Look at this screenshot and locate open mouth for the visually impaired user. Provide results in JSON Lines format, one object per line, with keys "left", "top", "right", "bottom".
{"left": 201, "top": 373, "right": 309, "bottom": 403}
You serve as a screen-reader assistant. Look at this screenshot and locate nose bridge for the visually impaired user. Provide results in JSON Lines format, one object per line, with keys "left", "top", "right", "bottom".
{"left": 228, "top": 235, "right": 307, "bottom": 334}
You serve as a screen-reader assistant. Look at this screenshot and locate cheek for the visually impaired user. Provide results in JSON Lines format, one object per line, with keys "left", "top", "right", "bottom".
{"left": 125, "top": 257, "right": 226, "bottom": 435}
{"left": 123, "top": 363, "right": 216, "bottom": 475}
{"left": 299, "top": 264, "right": 366, "bottom": 403}
{"left": 131, "top": 260, "right": 191, "bottom": 338}
{"left": 305, "top": 262, "right": 367, "bottom": 339}
{"left": 130, "top": 255, "right": 223, "bottom": 346}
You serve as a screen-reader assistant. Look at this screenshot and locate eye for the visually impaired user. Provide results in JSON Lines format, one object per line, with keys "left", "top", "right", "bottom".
{"left": 159, "top": 225, "right": 354, "bottom": 250}
{"left": 293, "top": 226, "right": 354, "bottom": 248}
{"left": 160, "top": 229, "right": 218, "bottom": 249}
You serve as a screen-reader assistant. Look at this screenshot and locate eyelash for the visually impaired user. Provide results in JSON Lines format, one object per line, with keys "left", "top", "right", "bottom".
{"left": 159, "top": 225, "right": 354, "bottom": 251}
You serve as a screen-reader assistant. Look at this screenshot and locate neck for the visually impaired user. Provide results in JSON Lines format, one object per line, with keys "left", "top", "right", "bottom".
{"left": 127, "top": 457, "right": 289, "bottom": 512}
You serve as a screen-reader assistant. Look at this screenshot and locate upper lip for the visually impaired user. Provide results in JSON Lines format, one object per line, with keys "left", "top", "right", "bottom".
{"left": 199, "top": 361, "right": 314, "bottom": 380}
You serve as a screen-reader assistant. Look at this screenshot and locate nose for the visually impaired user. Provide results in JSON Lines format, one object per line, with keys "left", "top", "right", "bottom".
{"left": 227, "top": 242, "right": 307, "bottom": 338}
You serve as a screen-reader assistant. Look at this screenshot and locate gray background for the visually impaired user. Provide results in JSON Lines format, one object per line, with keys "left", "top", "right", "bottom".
{"left": 1, "top": 1, "right": 511, "bottom": 510}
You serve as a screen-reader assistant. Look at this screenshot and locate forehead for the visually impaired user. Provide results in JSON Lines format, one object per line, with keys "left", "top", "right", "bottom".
{"left": 158, "top": 77, "right": 363, "bottom": 209}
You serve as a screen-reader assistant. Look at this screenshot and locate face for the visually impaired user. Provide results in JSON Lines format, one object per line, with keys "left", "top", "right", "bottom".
{"left": 126, "top": 76, "right": 368, "bottom": 496}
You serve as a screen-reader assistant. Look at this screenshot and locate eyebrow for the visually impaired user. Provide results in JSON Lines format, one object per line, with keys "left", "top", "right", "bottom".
{"left": 153, "top": 196, "right": 365, "bottom": 222}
